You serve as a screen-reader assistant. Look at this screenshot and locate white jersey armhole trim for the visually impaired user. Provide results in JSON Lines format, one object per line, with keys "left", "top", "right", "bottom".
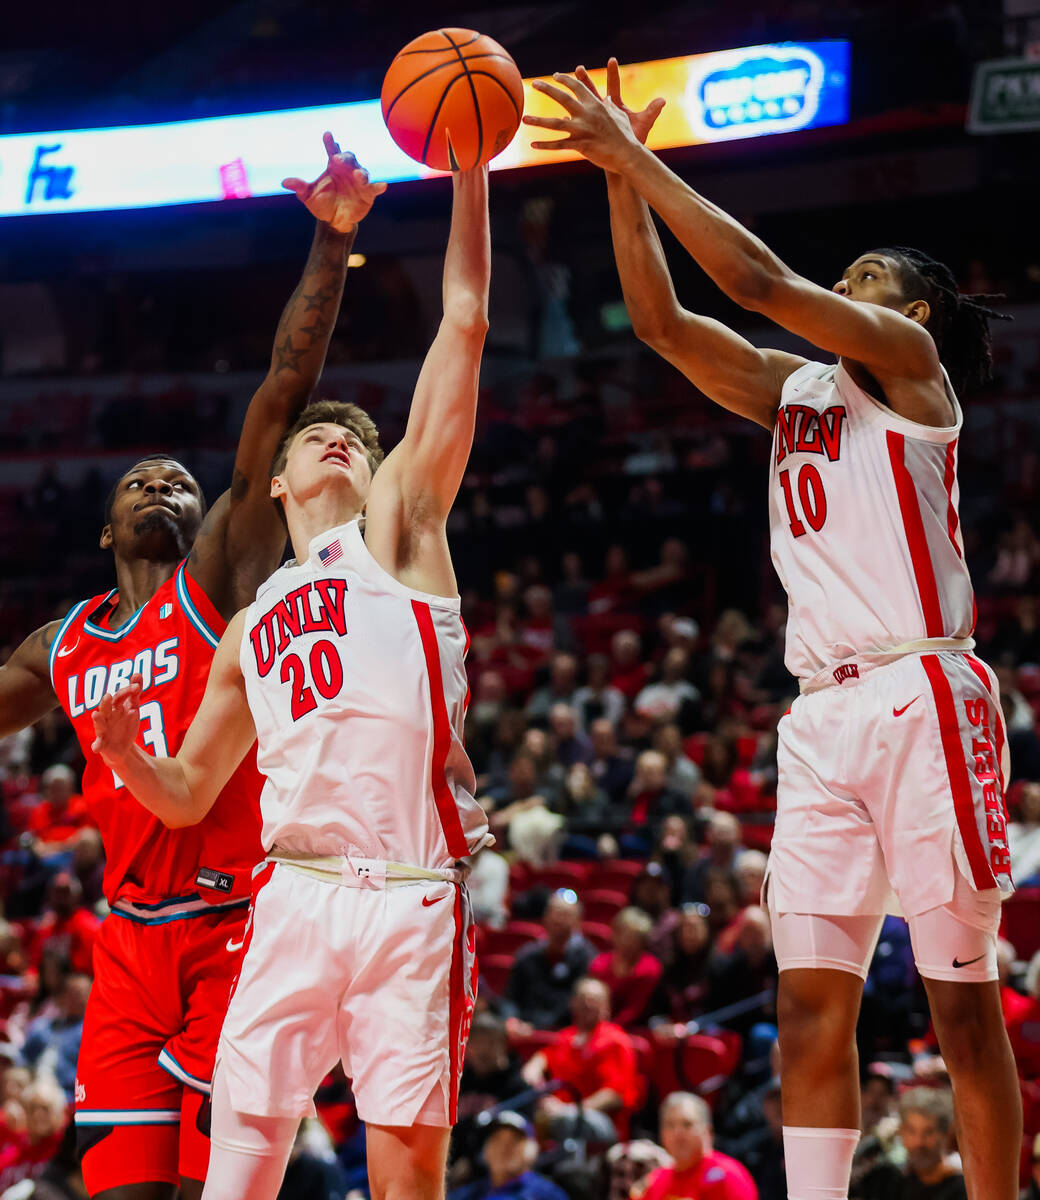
{"left": 835, "top": 360, "right": 962, "bottom": 444}
{"left": 344, "top": 520, "right": 462, "bottom": 612}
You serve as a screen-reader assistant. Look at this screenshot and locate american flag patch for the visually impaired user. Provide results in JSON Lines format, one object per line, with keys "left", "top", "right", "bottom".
{"left": 318, "top": 540, "right": 343, "bottom": 566}
{"left": 159, "top": 604, "right": 173, "bottom": 619}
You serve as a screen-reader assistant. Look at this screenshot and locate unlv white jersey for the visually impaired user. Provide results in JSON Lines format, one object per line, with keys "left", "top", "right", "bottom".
{"left": 239, "top": 518, "right": 491, "bottom": 867}
{"left": 769, "top": 361, "right": 974, "bottom": 682}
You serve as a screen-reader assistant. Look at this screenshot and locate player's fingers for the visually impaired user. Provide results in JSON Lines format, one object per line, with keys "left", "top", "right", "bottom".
{"left": 281, "top": 177, "right": 308, "bottom": 196}
{"left": 323, "top": 130, "right": 341, "bottom": 157}
{"left": 531, "top": 78, "right": 581, "bottom": 113}
{"left": 351, "top": 166, "right": 370, "bottom": 186}
{"left": 606, "top": 56, "right": 622, "bottom": 103}
{"left": 523, "top": 114, "right": 572, "bottom": 132}
{"left": 645, "top": 97, "right": 666, "bottom": 118}
{"left": 553, "top": 71, "right": 597, "bottom": 101}
{"left": 528, "top": 137, "right": 575, "bottom": 151}
{"left": 574, "top": 65, "right": 600, "bottom": 99}
{"left": 368, "top": 181, "right": 389, "bottom": 196}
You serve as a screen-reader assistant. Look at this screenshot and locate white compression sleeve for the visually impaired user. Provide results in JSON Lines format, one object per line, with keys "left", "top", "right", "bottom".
{"left": 202, "top": 1068, "right": 300, "bottom": 1200}
{"left": 782, "top": 1126, "right": 861, "bottom": 1200}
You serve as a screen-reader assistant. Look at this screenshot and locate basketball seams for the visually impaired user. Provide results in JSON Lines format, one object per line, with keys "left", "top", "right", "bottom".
{"left": 465, "top": 70, "right": 522, "bottom": 120}
{"left": 397, "top": 32, "right": 480, "bottom": 55}
{"left": 422, "top": 73, "right": 467, "bottom": 166}
{"left": 441, "top": 29, "right": 483, "bottom": 169}
{"left": 384, "top": 58, "right": 467, "bottom": 122}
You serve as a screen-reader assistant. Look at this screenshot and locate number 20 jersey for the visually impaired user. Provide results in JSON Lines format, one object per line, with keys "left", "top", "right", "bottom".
{"left": 769, "top": 361, "right": 975, "bottom": 682}
{"left": 239, "top": 518, "right": 491, "bottom": 868}
{"left": 49, "top": 562, "right": 264, "bottom": 908}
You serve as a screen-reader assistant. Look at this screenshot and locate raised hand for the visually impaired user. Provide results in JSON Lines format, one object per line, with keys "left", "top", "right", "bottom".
{"left": 282, "top": 132, "right": 388, "bottom": 233}
{"left": 523, "top": 64, "right": 660, "bottom": 173}
{"left": 577, "top": 58, "right": 665, "bottom": 146}
{"left": 91, "top": 675, "right": 143, "bottom": 765}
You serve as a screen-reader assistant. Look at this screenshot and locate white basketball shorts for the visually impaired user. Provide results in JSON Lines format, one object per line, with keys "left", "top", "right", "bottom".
{"left": 768, "top": 650, "right": 1013, "bottom": 922}
{"left": 216, "top": 863, "right": 476, "bottom": 1127}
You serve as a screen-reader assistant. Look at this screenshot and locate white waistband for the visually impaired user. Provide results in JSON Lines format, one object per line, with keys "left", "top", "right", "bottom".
{"left": 800, "top": 637, "right": 975, "bottom": 694}
{"left": 266, "top": 851, "right": 469, "bottom": 889}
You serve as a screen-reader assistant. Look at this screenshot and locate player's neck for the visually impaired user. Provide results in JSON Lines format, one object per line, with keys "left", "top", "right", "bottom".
{"left": 110, "top": 556, "right": 178, "bottom": 622}
{"left": 287, "top": 496, "right": 363, "bottom": 563}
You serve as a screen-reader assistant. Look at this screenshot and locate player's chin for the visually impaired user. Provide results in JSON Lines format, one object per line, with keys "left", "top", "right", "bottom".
{"left": 132, "top": 508, "right": 182, "bottom": 537}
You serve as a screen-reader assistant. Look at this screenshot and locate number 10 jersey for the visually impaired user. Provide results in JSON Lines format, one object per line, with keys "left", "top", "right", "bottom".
{"left": 769, "top": 360, "right": 975, "bottom": 683}
{"left": 239, "top": 518, "right": 491, "bottom": 869}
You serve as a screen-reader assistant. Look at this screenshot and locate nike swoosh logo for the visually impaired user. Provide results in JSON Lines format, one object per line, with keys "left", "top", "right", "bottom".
{"left": 421, "top": 894, "right": 446, "bottom": 907}
{"left": 952, "top": 953, "right": 986, "bottom": 969}
{"left": 226, "top": 938, "right": 245, "bottom": 952}
{"left": 57, "top": 641, "right": 79, "bottom": 658}
{"left": 893, "top": 696, "right": 922, "bottom": 718}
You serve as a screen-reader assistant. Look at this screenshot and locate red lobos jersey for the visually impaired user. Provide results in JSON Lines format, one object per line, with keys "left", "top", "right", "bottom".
{"left": 50, "top": 561, "right": 263, "bottom": 914}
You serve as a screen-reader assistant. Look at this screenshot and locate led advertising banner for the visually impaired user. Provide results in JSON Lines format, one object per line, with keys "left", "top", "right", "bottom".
{"left": 0, "top": 40, "right": 849, "bottom": 218}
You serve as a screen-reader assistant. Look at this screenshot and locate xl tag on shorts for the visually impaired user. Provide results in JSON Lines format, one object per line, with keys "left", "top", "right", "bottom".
{"left": 196, "top": 866, "right": 235, "bottom": 894}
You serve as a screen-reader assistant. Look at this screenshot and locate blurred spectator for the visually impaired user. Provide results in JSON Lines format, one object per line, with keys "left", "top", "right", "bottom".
{"left": 633, "top": 650, "right": 701, "bottom": 730}
{"left": 733, "top": 852, "right": 767, "bottom": 909}
{"left": 1007, "top": 949, "right": 1040, "bottom": 1079}
{"left": 277, "top": 1117, "right": 348, "bottom": 1200}
{"left": 69, "top": 828, "right": 105, "bottom": 911}
{"left": 21, "top": 973, "right": 90, "bottom": 1101}
{"left": 657, "top": 904, "right": 713, "bottom": 1022}
{"left": 852, "top": 1087, "right": 966, "bottom": 1199}
{"left": 572, "top": 655, "right": 627, "bottom": 734}
{"left": 1010, "top": 782, "right": 1040, "bottom": 884}
{"left": 651, "top": 724, "right": 702, "bottom": 801}
{"left": 632, "top": 1092, "right": 757, "bottom": 1199}
{"left": 452, "top": 1111, "right": 568, "bottom": 1200}
{"left": 728, "top": 1080, "right": 783, "bottom": 1200}
{"left": 470, "top": 845, "right": 511, "bottom": 930}
{"left": 26, "top": 876, "right": 99, "bottom": 977}
{"left": 7, "top": 950, "right": 70, "bottom": 1046}
{"left": 557, "top": 763, "right": 615, "bottom": 860}
{"left": 589, "top": 720, "right": 635, "bottom": 806}
{"left": 988, "top": 518, "right": 1040, "bottom": 590}
{"left": 522, "top": 978, "right": 641, "bottom": 1142}
{"left": 610, "top": 631, "right": 651, "bottom": 702}
{"left": 707, "top": 908, "right": 776, "bottom": 1036}
{"left": 683, "top": 813, "right": 744, "bottom": 904}
{"left": 554, "top": 552, "right": 591, "bottom": 619}
{"left": 604, "top": 1140, "right": 672, "bottom": 1200}
{"left": 625, "top": 752, "right": 691, "bottom": 853}
{"left": 0, "top": 1077, "right": 68, "bottom": 1191}
{"left": 996, "top": 937, "right": 1031, "bottom": 1028}
{"left": 589, "top": 907, "right": 664, "bottom": 1027}
{"left": 1023, "top": 1133, "right": 1040, "bottom": 1200}
{"left": 652, "top": 816, "right": 698, "bottom": 905}
{"left": 503, "top": 892, "right": 595, "bottom": 1030}
{"left": 547, "top": 704, "right": 592, "bottom": 768}
{"left": 0, "top": 1120, "right": 83, "bottom": 1199}
{"left": 628, "top": 863, "right": 679, "bottom": 960}
{"left": 526, "top": 654, "right": 580, "bottom": 726}
{"left": 457, "top": 1014, "right": 527, "bottom": 1123}
{"left": 27, "top": 767, "right": 93, "bottom": 851}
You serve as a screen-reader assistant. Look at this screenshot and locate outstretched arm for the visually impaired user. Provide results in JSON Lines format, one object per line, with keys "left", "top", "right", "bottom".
{"left": 365, "top": 167, "right": 490, "bottom": 594}
{"left": 590, "top": 62, "right": 803, "bottom": 429}
{"left": 0, "top": 622, "right": 60, "bottom": 739}
{"left": 189, "top": 135, "right": 387, "bottom": 619}
{"left": 525, "top": 73, "right": 938, "bottom": 383}
{"left": 90, "top": 611, "right": 255, "bottom": 827}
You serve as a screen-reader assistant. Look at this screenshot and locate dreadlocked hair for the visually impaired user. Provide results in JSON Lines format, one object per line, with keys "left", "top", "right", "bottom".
{"left": 871, "top": 247, "right": 1012, "bottom": 396}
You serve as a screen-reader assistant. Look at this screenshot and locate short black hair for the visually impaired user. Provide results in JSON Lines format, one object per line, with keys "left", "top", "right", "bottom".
{"left": 870, "top": 246, "right": 1012, "bottom": 396}
{"left": 103, "top": 457, "right": 206, "bottom": 525}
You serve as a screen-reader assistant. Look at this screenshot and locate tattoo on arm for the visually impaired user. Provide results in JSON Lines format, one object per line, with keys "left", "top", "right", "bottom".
{"left": 274, "top": 334, "right": 308, "bottom": 376}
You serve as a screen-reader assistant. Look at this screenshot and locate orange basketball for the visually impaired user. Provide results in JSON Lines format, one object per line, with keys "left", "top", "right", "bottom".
{"left": 381, "top": 28, "right": 524, "bottom": 172}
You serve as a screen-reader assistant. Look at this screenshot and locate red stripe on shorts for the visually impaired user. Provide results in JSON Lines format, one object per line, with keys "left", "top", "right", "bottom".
{"left": 411, "top": 600, "right": 469, "bottom": 860}
{"left": 886, "top": 431, "right": 944, "bottom": 637}
{"left": 965, "top": 654, "right": 1008, "bottom": 796}
{"left": 446, "top": 887, "right": 468, "bottom": 1124}
{"left": 921, "top": 654, "right": 995, "bottom": 889}
{"left": 228, "top": 861, "right": 275, "bottom": 1003}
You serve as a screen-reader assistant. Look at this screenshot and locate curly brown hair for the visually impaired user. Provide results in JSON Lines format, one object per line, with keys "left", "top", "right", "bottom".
{"left": 270, "top": 400, "right": 385, "bottom": 479}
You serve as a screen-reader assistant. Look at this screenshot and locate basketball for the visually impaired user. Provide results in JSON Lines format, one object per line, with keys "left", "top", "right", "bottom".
{"left": 381, "top": 28, "right": 524, "bottom": 172}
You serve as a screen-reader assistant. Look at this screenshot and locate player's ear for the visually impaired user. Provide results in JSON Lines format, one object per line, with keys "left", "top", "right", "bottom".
{"left": 99, "top": 524, "right": 113, "bottom": 550}
{"left": 270, "top": 474, "right": 285, "bottom": 500}
{"left": 904, "top": 298, "right": 930, "bottom": 327}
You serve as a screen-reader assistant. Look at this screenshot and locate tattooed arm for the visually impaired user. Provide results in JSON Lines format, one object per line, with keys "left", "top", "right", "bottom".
{"left": 188, "top": 134, "right": 386, "bottom": 620}
{"left": 0, "top": 621, "right": 60, "bottom": 738}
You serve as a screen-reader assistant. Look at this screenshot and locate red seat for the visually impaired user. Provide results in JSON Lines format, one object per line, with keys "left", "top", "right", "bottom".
{"left": 1001, "top": 888, "right": 1040, "bottom": 961}
{"left": 586, "top": 860, "right": 646, "bottom": 893}
{"left": 528, "top": 862, "right": 590, "bottom": 893}
{"left": 479, "top": 953, "right": 515, "bottom": 997}
{"left": 582, "top": 889, "right": 628, "bottom": 924}
{"left": 646, "top": 1034, "right": 734, "bottom": 1105}
{"left": 740, "top": 822, "right": 775, "bottom": 853}
{"left": 581, "top": 921, "right": 613, "bottom": 952}
{"left": 482, "top": 921, "right": 545, "bottom": 957}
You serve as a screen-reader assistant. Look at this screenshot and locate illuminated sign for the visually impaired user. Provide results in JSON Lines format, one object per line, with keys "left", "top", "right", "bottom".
{"left": 0, "top": 41, "right": 848, "bottom": 218}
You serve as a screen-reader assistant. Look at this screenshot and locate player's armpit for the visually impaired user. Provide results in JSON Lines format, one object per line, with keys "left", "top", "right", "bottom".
{"left": 650, "top": 311, "right": 805, "bottom": 430}
{"left": 0, "top": 621, "right": 60, "bottom": 738}
{"left": 745, "top": 270, "right": 940, "bottom": 384}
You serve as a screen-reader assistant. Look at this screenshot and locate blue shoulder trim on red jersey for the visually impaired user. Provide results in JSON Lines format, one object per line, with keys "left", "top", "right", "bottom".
{"left": 175, "top": 562, "right": 220, "bottom": 649}
{"left": 48, "top": 599, "right": 90, "bottom": 690}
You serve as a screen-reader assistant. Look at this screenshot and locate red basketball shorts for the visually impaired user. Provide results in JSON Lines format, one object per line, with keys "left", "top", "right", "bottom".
{"left": 75, "top": 900, "right": 248, "bottom": 1192}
